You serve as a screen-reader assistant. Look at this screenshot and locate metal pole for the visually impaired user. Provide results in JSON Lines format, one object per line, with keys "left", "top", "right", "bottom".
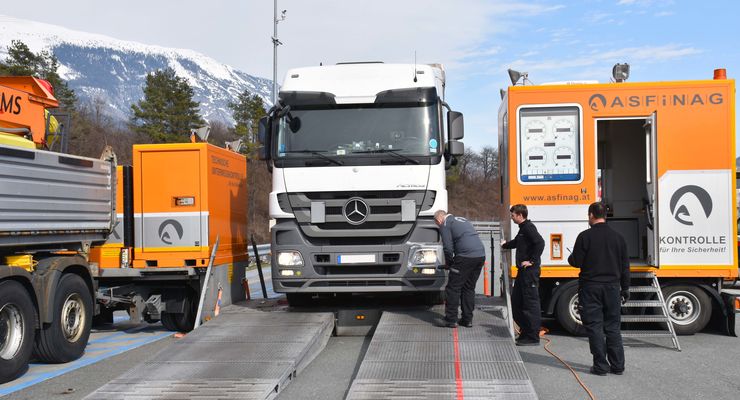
{"left": 251, "top": 235, "right": 269, "bottom": 299}
{"left": 272, "top": 0, "right": 277, "bottom": 104}
{"left": 194, "top": 236, "right": 220, "bottom": 329}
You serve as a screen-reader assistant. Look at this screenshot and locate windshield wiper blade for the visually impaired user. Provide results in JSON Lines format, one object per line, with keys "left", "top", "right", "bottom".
{"left": 283, "top": 149, "right": 344, "bottom": 166}
{"left": 352, "top": 149, "right": 420, "bottom": 165}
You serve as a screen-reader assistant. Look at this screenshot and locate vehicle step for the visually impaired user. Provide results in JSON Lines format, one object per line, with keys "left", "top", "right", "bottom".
{"left": 629, "top": 286, "right": 660, "bottom": 293}
{"left": 622, "top": 300, "right": 664, "bottom": 307}
{"left": 629, "top": 272, "right": 657, "bottom": 279}
{"left": 621, "top": 330, "right": 674, "bottom": 338}
{"left": 621, "top": 315, "right": 671, "bottom": 323}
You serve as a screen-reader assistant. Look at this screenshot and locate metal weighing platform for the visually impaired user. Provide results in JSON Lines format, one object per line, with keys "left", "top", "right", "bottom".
{"left": 85, "top": 304, "right": 334, "bottom": 400}
{"left": 346, "top": 303, "right": 538, "bottom": 400}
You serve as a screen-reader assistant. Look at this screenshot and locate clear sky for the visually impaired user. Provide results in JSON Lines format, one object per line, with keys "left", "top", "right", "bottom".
{"left": 3, "top": 0, "right": 739, "bottom": 153}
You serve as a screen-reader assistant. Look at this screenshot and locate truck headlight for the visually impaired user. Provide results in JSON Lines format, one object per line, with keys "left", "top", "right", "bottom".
{"left": 277, "top": 251, "right": 304, "bottom": 267}
{"left": 412, "top": 249, "right": 439, "bottom": 265}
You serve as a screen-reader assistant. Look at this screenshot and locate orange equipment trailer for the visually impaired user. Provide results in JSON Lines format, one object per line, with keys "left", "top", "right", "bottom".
{"left": 92, "top": 143, "right": 248, "bottom": 332}
{"left": 498, "top": 68, "right": 739, "bottom": 335}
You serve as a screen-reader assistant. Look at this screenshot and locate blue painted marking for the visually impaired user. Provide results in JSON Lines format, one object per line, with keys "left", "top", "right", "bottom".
{"left": 0, "top": 331, "right": 172, "bottom": 396}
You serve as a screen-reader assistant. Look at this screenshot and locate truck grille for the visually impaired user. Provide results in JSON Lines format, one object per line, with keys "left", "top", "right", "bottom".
{"left": 279, "top": 190, "right": 436, "bottom": 238}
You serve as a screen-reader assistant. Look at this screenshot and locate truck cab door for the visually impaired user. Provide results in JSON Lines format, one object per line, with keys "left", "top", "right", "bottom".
{"left": 645, "top": 112, "right": 659, "bottom": 266}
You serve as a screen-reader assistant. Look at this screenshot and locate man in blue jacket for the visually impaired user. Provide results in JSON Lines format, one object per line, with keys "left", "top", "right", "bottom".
{"left": 434, "top": 210, "right": 486, "bottom": 328}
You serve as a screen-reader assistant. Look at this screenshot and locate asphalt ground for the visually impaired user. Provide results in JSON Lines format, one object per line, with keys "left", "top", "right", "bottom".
{"left": 2, "top": 323, "right": 175, "bottom": 399}
{"left": 5, "top": 275, "right": 739, "bottom": 399}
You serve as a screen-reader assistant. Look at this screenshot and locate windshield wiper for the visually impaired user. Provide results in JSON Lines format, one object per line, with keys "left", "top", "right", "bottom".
{"left": 352, "top": 149, "right": 420, "bottom": 165}
{"left": 282, "top": 149, "right": 344, "bottom": 166}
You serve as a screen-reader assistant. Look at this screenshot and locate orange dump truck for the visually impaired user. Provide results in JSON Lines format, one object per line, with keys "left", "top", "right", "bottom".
{"left": 498, "top": 68, "right": 739, "bottom": 335}
{"left": 91, "top": 143, "right": 248, "bottom": 332}
{"left": 1, "top": 77, "right": 116, "bottom": 383}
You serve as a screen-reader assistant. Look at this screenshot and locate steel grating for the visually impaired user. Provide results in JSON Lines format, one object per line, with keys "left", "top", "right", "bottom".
{"left": 159, "top": 342, "right": 309, "bottom": 362}
{"left": 85, "top": 309, "right": 334, "bottom": 400}
{"left": 348, "top": 380, "right": 538, "bottom": 400}
{"left": 346, "top": 309, "right": 538, "bottom": 399}
{"left": 85, "top": 379, "right": 279, "bottom": 400}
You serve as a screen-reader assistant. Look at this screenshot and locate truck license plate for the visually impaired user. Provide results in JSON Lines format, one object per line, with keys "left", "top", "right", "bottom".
{"left": 337, "top": 254, "right": 376, "bottom": 264}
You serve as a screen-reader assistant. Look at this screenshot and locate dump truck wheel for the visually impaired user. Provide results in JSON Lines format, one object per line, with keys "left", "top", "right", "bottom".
{"left": 33, "top": 274, "right": 92, "bottom": 363}
{"left": 555, "top": 285, "right": 587, "bottom": 336}
{"left": 663, "top": 285, "right": 711, "bottom": 335}
{"left": 0, "top": 280, "right": 36, "bottom": 384}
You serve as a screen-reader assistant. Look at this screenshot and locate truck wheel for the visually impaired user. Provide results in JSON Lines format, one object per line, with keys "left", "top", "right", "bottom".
{"left": 423, "top": 290, "right": 446, "bottom": 305}
{"left": 34, "top": 274, "right": 93, "bottom": 363}
{"left": 663, "top": 285, "right": 711, "bottom": 335}
{"left": 286, "top": 293, "right": 312, "bottom": 307}
{"left": 161, "top": 294, "right": 196, "bottom": 332}
{"left": 0, "top": 281, "right": 36, "bottom": 384}
{"left": 555, "top": 285, "right": 587, "bottom": 336}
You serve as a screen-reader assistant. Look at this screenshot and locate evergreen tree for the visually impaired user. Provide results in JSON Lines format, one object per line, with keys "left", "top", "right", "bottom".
{"left": 130, "top": 68, "right": 205, "bottom": 143}
{"left": 0, "top": 40, "right": 77, "bottom": 109}
{"left": 228, "top": 90, "right": 267, "bottom": 155}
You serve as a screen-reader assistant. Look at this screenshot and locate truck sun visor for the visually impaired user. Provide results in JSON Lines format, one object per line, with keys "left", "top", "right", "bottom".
{"left": 374, "top": 87, "right": 436, "bottom": 104}
{"left": 279, "top": 91, "right": 337, "bottom": 106}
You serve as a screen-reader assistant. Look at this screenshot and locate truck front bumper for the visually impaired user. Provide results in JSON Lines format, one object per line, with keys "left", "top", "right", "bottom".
{"left": 270, "top": 219, "right": 447, "bottom": 293}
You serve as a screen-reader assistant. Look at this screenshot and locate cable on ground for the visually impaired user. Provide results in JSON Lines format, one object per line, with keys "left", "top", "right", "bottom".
{"left": 538, "top": 327, "right": 597, "bottom": 400}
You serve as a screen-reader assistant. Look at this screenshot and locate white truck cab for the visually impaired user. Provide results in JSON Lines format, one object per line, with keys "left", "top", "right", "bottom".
{"left": 258, "top": 62, "right": 465, "bottom": 304}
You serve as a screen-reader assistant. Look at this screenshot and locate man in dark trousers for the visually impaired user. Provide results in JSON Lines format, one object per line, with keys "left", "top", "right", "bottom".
{"left": 501, "top": 204, "right": 545, "bottom": 346}
{"left": 434, "top": 210, "right": 486, "bottom": 328}
{"left": 568, "top": 202, "right": 630, "bottom": 376}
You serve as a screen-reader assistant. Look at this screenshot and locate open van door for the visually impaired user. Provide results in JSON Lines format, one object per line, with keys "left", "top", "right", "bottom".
{"left": 645, "top": 112, "right": 659, "bottom": 267}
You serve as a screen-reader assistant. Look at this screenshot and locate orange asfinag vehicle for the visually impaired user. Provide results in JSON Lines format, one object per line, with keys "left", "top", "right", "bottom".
{"left": 91, "top": 143, "right": 249, "bottom": 332}
{"left": 498, "top": 67, "right": 738, "bottom": 335}
{"left": 0, "top": 76, "right": 58, "bottom": 148}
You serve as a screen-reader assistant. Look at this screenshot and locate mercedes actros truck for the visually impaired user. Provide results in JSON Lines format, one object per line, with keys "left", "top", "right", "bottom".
{"left": 258, "top": 62, "right": 465, "bottom": 305}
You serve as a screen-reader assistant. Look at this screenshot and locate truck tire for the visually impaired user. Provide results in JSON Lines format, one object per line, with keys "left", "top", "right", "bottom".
{"left": 286, "top": 293, "right": 312, "bottom": 307}
{"left": 0, "top": 280, "right": 36, "bottom": 384}
{"left": 34, "top": 274, "right": 93, "bottom": 363}
{"left": 663, "top": 285, "right": 711, "bottom": 335}
{"left": 161, "top": 294, "right": 196, "bottom": 332}
{"left": 423, "top": 290, "right": 446, "bottom": 305}
{"left": 555, "top": 285, "right": 587, "bottom": 336}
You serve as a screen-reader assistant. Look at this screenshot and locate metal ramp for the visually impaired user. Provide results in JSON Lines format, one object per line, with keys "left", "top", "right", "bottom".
{"left": 345, "top": 302, "right": 538, "bottom": 400}
{"left": 85, "top": 304, "right": 334, "bottom": 400}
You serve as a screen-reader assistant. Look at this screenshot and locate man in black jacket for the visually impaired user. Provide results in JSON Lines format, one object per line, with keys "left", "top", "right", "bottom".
{"left": 568, "top": 202, "right": 630, "bottom": 376}
{"left": 502, "top": 204, "right": 545, "bottom": 346}
{"left": 435, "top": 210, "right": 486, "bottom": 328}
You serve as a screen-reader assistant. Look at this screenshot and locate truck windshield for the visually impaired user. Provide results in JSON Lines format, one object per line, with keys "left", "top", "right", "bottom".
{"left": 275, "top": 102, "right": 441, "bottom": 162}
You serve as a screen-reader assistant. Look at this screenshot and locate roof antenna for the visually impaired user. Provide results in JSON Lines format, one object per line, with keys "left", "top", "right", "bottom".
{"left": 413, "top": 51, "right": 418, "bottom": 83}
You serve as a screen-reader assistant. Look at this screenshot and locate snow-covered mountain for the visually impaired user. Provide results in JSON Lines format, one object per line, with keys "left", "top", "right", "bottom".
{"left": 0, "top": 15, "right": 273, "bottom": 125}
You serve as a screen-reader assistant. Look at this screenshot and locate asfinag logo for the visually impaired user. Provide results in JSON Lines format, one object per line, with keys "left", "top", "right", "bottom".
{"left": 158, "top": 219, "right": 184, "bottom": 244}
{"left": 669, "top": 185, "right": 713, "bottom": 226}
{"left": 588, "top": 93, "right": 606, "bottom": 112}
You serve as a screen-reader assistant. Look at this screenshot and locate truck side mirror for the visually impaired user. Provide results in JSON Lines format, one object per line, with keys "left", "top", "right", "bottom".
{"left": 447, "top": 111, "right": 464, "bottom": 140}
{"left": 257, "top": 116, "right": 271, "bottom": 161}
{"left": 448, "top": 141, "right": 464, "bottom": 156}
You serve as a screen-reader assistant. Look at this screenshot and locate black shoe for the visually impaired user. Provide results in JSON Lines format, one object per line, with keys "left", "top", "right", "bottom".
{"left": 457, "top": 319, "right": 473, "bottom": 328}
{"left": 435, "top": 318, "right": 457, "bottom": 328}
{"left": 515, "top": 338, "right": 539, "bottom": 346}
{"left": 610, "top": 368, "right": 624, "bottom": 375}
{"left": 590, "top": 367, "right": 607, "bottom": 376}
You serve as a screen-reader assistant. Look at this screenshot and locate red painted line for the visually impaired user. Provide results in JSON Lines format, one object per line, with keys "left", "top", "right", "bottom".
{"left": 453, "top": 327, "right": 464, "bottom": 400}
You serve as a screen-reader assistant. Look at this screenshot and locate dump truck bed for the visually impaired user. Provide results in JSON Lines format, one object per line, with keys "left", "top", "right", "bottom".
{"left": 0, "top": 144, "right": 115, "bottom": 247}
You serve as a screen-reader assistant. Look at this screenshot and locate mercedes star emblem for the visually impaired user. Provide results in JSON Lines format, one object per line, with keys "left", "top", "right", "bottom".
{"left": 343, "top": 197, "right": 369, "bottom": 225}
